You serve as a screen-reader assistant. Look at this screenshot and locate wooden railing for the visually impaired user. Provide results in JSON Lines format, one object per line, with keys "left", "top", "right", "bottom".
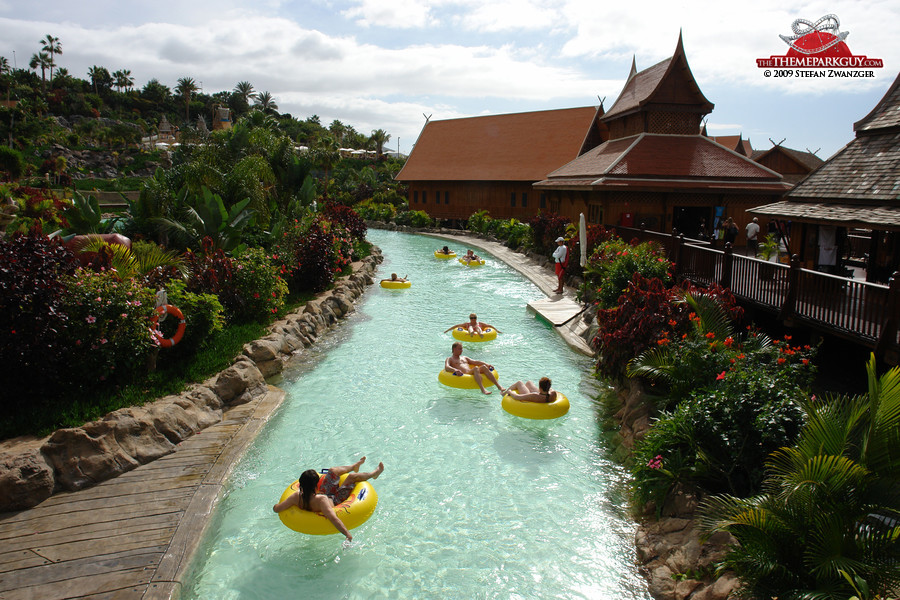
{"left": 615, "top": 226, "right": 900, "bottom": 364}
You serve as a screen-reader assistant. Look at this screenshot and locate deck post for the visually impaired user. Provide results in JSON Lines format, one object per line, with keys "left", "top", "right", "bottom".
{"left": 778, "top": 254, "right": 801, "bottom": 325}
{"left": 672, "top": 231, "right": 684, "bottom": 280}
{"left": 875, "top": 270, "right": 900, "bottom": 363}
{"left": 720, "top": 243, "right": 733, "bottom": 288}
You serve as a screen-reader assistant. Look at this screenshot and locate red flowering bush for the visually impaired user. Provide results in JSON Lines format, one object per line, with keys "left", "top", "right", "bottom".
{"left": 184, "top": 237, "right": 242, "bottom": 318}
{"left": 273, "top": 216, "right": 349, "bottom": 294}
{"left": 231, "top": 248, "right": 288, "bottom": 322}
{"left": 323, "top": 202, "right": 367, "bottom": 242}
{"left": 594, "top": 274, "right": 691, "bottom": 381}
{"left": 59, "top": 269, "right": 158, "bottom": 391}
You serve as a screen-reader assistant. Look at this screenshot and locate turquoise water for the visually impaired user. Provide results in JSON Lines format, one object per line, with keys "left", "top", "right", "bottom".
{"left": 184, "top": 230, "right": 649, "bottom": 600}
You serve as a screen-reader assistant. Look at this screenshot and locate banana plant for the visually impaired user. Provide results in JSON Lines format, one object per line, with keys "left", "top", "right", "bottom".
{"left": 154, "top": 187, "right": 255, "bottom": 253}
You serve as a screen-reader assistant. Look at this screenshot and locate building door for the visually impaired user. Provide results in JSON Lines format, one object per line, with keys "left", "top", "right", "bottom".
{"left": 673, "top": 206, "right": 711, "bottom": 240}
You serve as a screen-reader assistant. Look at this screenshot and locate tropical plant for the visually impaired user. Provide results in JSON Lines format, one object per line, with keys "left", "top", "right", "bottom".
{"left": 467, "top": 210, "right": 492, "bottom": 233}
{"left": 699, "top": 354, "right": 900, "bottom": 600}
{"left": 370, "top": 128, "right": 391, "bottom": 159}
{"left": 78, "top": 237, "right": 187, "bottom": 281}
{"left": 88, "top": 65, "right": 112, "bottom": 95}
{"left": 233, "top": 81, "right": 254, "bottom": 104}
{"left": 40, "top": 34, "right": 62, "bottom": 81}
{"left": 253, "top": 91, "right": 278, "bottom": 114}
{"left": 29, "top": 52, "right": 52, "bottom": 92}
{"left": 759, "top": 233, "right": 780, "bottom": 261}
{"left": 154, "top": 187, "right": 255, "bottom": 253}
{"left": 112, "top": 69, "right": 134, "bottom": 93}
{"left": 527, "top": 212, "right": 571, "bottom": 254}
{"left": 59, "top": 191, "right": 120, "bottom": 235}
{"left": 584, "top": 237, "right": 672, "bottom": 309}
{"left": 175, "top": 77, "right": 199, "bottom": 124}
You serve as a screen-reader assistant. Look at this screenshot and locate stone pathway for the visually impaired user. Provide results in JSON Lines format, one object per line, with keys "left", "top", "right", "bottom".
{"left": 0, "top": 228, "right": 594, "bottom": 599}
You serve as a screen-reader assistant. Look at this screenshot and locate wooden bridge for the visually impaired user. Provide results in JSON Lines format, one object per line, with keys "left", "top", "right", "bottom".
{"left": 618, "top": 227, "right": 900, "bottom": 365}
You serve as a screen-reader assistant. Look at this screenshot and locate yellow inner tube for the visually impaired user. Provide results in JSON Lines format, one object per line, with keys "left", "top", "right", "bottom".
{"left": 381, "top": 280, "right": 411, "bottom": 289}
{"left": 502, "top": 392, "right": 570, "bottom": 420}
{"left": 451, "top": 327, "right": 497, "bottom": 342}
{"left": 438, "top": 366, "right": 500, "bottom": 389}
{"left": 458, "top": 258, "right": 485, "bottom": 267}
{"left": 277, "top": 473, "right": 378, "bottom": 535}
{"left": 435, "top": 250, "right": 457, "bottom": 259}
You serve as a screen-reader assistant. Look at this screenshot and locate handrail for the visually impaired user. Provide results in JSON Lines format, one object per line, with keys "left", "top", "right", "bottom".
{"left": 613, "top": 225, "right": 900, "bottom": 364}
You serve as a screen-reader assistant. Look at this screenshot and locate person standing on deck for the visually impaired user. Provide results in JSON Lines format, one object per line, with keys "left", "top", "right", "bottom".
{"left": 745, "top": 217, "right": 760, "bottom": 256}
{"left": 552, "top": 237, "right": 568, "bottom": 294}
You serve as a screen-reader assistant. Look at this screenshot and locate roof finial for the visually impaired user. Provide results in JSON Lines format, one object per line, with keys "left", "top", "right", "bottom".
{"left": 627, "top": 55, "right": 637, "bottom": 82}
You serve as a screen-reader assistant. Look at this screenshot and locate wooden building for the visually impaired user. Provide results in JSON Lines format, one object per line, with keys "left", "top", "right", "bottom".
{"left": 752, "top": 146, "right": 824, "bottom": 185}
{"left": 534, "top": 34, "right": 791, "bottom": 238}
{"left": 395, "top": 106, "right": 606, "bottom": 221}
{"left": 749, "top": 71, "right": 900, "bottom": 281}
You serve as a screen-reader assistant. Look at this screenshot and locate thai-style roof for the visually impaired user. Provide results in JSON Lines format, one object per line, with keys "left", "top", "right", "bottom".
{"left": 709, "top": 135, "right": 753, "bottom": 156}
{"left": 395, "top": 106, "right": 602, "bottom": 182}
{"left": 749, "top": 71, "right": 900, "bottom": 228}
{"left": 601, "top": 33, "right": 714, "bottom": 124}
{"left": 535, "top": 133, "right": 789, "bottom": 192}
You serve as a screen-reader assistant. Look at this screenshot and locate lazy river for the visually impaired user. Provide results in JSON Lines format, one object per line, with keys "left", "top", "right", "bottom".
{"left": 184, "top": 229, "right": 650, "bottom": 599}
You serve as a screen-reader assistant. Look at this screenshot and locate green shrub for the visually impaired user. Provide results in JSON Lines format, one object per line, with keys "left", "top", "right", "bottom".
{"left": 467, "top": 210, "right": 492, "bottom": 233}
{"left": 496, "top": 218, "right": 531, "bottom": 249}
{"left": 0, "top": 146, "right": 26, "bottom": 181}
{"left": 585, "top": 238, "right": 672, "bottom": 308}
{"left": 395, "top": 209, "right": 433, "bottom": 228}
{"left": 355, "top": 199, "right": 395, "bottom": 222}
{"left": 160, "top": 278, "right": 225, "bottom": 363}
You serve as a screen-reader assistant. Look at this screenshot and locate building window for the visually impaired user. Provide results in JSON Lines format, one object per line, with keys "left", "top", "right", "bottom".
{"left": 413, "top": 191, "right": 418, "bottom": 204}
{"left": 444, "top": 191, "right": 449, "bottom": 204}
{"left": 510, "top": 192, "right": 516, "bottom": 207}
{"left": 521, "top": 193, "right": 527, "bottom": 207}
{"left": 540, "top": 193, "right": 546, "bottom": 209}
{"left": 422, "top": 191, "right": 427, "bottom": 204}
{"left": 588, "top": 204, "right": 602, "bottom": 224}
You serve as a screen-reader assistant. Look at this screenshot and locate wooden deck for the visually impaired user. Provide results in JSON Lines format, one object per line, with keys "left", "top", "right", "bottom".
{"left": 0, "top": 386, "right": 286, "bottom": 600}
{"left": 620, "top": 226, "right": 900, "bottom": 364}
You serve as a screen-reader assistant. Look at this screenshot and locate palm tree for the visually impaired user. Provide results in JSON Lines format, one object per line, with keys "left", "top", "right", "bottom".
{"left": 40, "top": 35, "right": 61, "bottom": 81}
{"left": 0, "top": 56, "right": 9, "bottom": 75}
{"left": 175, "top": 77, "right": 199, "bottom": 124}
{"left": 310, "top": 135, "right": 339, "bottom": 199}
{"left": 29, "top": 52, "right": 51, "bottom": 93}
{"left": 88, "top": 65, "right": 112, "bottom": 95}
{"left": 370, "top": 128, "right": 391, "bottom": 159}
{"left": 329, "top": 120, "right": 347, "bottom": 146}
{"left": 112, "top": 69, "right": 134, "bottom": 93}
{"left": 699, "top": 354, "right": 900, "bottom": 600}
{"left": 233, "top": 81, "right": 254, "bottom": 104}
{"left": 253, "top": 90, "right": 278, "bottom": 114}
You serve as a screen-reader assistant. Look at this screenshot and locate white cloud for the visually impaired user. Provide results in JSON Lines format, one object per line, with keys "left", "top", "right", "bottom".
{"left": 342, "top": 0, "right": 437, "bottom": 28}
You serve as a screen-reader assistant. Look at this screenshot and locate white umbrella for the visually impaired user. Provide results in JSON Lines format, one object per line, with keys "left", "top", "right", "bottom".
{"left": 579, "top": 213, "right": 587, "bottom": 267}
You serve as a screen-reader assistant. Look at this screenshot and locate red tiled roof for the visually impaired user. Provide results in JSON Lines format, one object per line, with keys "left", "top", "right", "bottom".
{"left": 710, "top": 135, "right": 742, "bottom": 151}
{"left": 602, "top": 59, "right": 671, "bottom": 120}
{"left": 395, "top": 106, "right": 600, "bottom": 182}
{"left": 538, "top": 134, "right": 789, "bottom": 192}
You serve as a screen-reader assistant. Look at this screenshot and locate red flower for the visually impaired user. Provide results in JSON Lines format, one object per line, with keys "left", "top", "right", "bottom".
{"left": 777, "top": 357, "right": 786, "bottom": 365}
{"left": 723, "top": 336, "right": 734, "bottom": 348}
{"left": 716, "top": 371, "right": 726, "bottom": 381}
{"left": 802, "top": 359, "right": 809, "bottom": 365}
{"left": 705, "top": 332, "right": 716, "bottom": 339}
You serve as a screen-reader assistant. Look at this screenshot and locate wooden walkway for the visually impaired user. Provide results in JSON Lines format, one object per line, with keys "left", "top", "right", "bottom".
{"left": 0, "top": 386, "right": 286, "bottom": 600}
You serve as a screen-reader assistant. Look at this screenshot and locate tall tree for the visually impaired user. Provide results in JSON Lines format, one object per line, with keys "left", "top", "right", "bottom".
{"left": 233, "top": 81, "right": 254, "bottom": 104}
{"left": 370, "top": 128, "right": 391, "bottom": 159}
{"left": 40, "top": 35, "right": 62, "bottom": 81}
{"left": 253, "top": 90, "right": 278, "bottom": 114}
{"left": 175, "top": 77, "right": 199, "bottom": 124}
{"left": 88, "top": 65, "right": 112, "bottom": 95}
{"left": 141, "top": 78, "right": 170, "bottom": 103}
{"left": 29, "top": 52, "right": 51, "bottom": 93}
{"left": 329, "top": 119, "right": 347, "bottom": 146}
{"left": 113, "top": 69, "right": 134, "bottom": 93}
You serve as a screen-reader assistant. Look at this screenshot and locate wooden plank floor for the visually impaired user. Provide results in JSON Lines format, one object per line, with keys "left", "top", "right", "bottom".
{"left": 0, "top": 386, "right": 286, "bottom": 600}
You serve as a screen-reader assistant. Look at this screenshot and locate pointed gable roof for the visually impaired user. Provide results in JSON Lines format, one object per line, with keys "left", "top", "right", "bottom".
{"left": 395, "top": 106, "right": 603, "bottom": 182}
{"left": 601, "top": 32, "right": 714, "bottom": 123}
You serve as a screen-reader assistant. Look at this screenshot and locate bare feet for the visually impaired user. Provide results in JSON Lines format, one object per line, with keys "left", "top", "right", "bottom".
{"left": 352, "top": 457, "right": 366, "bottom": 472}
{"left": 481, "top": 388, "right": 492, "bottom": 395}
{"left": 372, "top": 462, "right": 385, "bottom": 479}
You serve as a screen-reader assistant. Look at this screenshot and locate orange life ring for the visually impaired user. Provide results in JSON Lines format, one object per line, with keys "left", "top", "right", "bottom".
{"left": 151, "top": 304, "right": 186, "bottom": 348}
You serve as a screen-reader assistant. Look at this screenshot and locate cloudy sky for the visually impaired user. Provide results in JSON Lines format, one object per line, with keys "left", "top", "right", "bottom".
{"left": 2, "top": 0, "right": 896, "bottom": 158}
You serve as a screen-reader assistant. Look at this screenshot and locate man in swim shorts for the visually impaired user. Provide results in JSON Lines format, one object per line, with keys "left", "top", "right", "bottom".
{"left": 273, "top": 457, "right": 384, "bottom": 542}
{"left": 444, "top": 341, "right": 504, "bottom": 395}
{"left": 443, "top": 313, "right": 502, "bottom": 338}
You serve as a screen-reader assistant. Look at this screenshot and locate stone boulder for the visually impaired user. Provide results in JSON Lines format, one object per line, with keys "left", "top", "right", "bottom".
{"left": 0, "top": 450, "right": 55, "bottom": 511}
{"left": 213, "top": 357, "right": 266, "bottom": 405}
